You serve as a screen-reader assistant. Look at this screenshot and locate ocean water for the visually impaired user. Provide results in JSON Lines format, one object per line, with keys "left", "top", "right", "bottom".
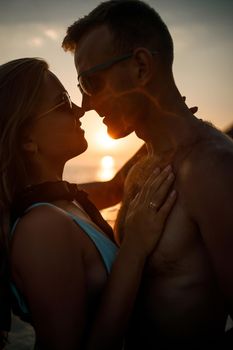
{"left": 63, "top": 158, "right": 117, "bottom": 184}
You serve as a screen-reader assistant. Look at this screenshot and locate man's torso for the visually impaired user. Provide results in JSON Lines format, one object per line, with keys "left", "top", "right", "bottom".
{"left": 116, "top": 124, "right": 233, "bottom": 347}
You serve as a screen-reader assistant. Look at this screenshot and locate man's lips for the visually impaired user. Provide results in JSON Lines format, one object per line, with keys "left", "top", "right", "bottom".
{"left": 103, "top": 116, "right": 110, "bottom": 125}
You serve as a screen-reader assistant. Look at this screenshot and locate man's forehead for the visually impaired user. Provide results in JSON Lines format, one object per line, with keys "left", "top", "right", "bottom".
{"left": 75, "top": 26, "right": 115, "bottom": 69}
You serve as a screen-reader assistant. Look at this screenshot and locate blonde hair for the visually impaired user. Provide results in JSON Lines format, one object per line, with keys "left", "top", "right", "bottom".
{"left": 0, "top": 57, "right": 49, "bottom": 267}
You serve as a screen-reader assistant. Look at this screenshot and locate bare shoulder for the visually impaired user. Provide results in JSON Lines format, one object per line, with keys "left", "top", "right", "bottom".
{"left": 10, "top": 205, "right": 88, "bottom": 348}
{"left": 179, "top": 128, "right": 233, "bottom": 187}
{"left": 178, "top": 128, "right": 233, "bottom": 220}
{"left": 11, "top": 204, "right": 84, "bottom": 260}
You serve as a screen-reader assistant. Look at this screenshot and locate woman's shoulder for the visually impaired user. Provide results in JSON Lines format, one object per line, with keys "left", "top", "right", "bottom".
{"left": 11, "top": 203, "right": 83, "bottom": 247}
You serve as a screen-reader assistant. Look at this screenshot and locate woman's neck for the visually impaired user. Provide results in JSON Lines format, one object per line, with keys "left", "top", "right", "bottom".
{"left": 25, "top": 158, "right": 65, "bottom": 186}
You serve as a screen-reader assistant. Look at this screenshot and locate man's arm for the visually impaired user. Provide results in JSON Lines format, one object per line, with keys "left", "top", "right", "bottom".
{"left": 78, "top": 103, "right": 201, "bottom": 210}
{"left": 189, "top": 149, "right": 233, "bottom": 318}
{"left": 78, "top": 144, "right": 147, "bottom": 209}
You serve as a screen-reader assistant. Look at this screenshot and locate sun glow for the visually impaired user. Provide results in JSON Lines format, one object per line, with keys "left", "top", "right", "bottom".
{"left": 101, "top": 155, "right": 115, "bottom": 168}
{"left": 95, "top": 130, "right": 117, "bottom": 149}
{"left": 97, "top": 156, "right": 116, "bottom": 181}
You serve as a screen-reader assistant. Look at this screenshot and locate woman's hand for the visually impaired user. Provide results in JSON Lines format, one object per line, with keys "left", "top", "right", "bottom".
{"left": 124, "top": 165, "right": 176, "bottom": 257}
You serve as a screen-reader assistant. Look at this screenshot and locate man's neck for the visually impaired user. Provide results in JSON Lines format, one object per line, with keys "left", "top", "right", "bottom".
{"left": 135, "top": 84, "right": 201, "bottom": 159}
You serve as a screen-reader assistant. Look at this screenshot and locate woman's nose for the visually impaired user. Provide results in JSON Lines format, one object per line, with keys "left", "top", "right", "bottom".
{"left": 72, "top": 103, "right": 85, "bottom": 119}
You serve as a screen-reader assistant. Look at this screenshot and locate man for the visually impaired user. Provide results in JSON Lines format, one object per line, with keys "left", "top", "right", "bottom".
{"left": 62, "top": 0, "right": 233, "bottom": 347}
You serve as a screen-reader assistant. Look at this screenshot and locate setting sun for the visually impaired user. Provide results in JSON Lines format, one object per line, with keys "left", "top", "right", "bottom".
{"left": 101, "top": 155, "right": 115, "bottom": 168}
{"left": 95, "top": 130, "right": 117, "bottom": 149}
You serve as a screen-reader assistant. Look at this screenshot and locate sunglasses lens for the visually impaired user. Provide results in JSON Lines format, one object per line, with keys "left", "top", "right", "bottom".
{"left": 79, "top": 76, "right": 92, "bottom": 96}
{"left": 62, "top": 92, "right": 73, "bottom": 111}
{"left": 79, "top": 75, "right": 105, "bottom": 96}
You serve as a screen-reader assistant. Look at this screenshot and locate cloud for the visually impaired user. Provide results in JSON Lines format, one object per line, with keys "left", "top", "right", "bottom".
{"left": 27, "top": 36, "right": 44, "bottom": 47}
{"left": 44, "top": 29, "right": 59, "bottom": 40}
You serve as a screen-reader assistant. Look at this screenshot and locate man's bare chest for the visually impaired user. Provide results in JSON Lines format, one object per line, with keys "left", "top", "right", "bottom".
{"left": 115, "top": 160, "right": 207, "bottom": 277}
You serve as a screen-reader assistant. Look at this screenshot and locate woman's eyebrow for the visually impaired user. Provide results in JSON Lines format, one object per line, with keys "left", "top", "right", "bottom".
{"left": 53, "top": 91, "right": 67, "bottom": 104}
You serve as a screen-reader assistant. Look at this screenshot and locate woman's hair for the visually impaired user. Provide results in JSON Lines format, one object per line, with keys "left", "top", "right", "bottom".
{"left": 0, "top": 58, "right": 49, "bottom": 338}
{"left": 0, "top": 57, "right": 49, "bottom": 209}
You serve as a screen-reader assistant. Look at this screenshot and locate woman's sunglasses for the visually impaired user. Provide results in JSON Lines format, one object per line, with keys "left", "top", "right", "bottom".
{"left": 36, "top": 91, "right": 73, "bottom": 120}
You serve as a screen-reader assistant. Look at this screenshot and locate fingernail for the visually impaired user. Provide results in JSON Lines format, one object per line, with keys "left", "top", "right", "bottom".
{"left": 153, "top": 167, "right": 160, "bottom": 175}
{"left": 170, "top": 190, "right": 176, "bottom": 197}
{"left": 164, "top": 165, "right": 172, "bottom": 172}
{"left": 167, "top": 173, "right": 174, "bottom": 181}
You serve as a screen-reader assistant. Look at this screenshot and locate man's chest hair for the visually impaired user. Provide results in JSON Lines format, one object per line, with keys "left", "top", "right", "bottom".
{"left": 124, "top": 156, "right": 162, "bottom": 200}
{"left": 115, "top": 148, "right": 195, "bottom": 241}
{"left": 115, "top": 157, "right": 199, "bottom": 271}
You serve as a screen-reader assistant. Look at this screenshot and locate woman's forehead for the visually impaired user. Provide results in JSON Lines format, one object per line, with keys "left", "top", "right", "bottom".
{"left": 41, "top": 72, "right": 66, "bottom": 103}
{"left": 34, "top": 72, "right": 66, "bottom": 114}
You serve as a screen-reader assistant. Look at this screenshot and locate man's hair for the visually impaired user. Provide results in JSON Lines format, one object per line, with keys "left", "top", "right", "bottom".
{"left": 62, "top": 0, "right": 174, "bottom": 68}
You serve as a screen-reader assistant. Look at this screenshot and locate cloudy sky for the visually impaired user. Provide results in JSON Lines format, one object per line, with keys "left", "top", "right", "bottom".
{"left": 0, "top": 0, "right": 232, "bottom": 169}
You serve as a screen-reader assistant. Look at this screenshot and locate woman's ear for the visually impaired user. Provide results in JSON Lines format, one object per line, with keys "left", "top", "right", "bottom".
{"left": 133, "top": 48, "right": 156, "bottom": 86}
{"left": 21, "top": 131, "right": 38, "bottom": 154}
{"left": 22, "top": 140, "right": 38, "bottom": 153}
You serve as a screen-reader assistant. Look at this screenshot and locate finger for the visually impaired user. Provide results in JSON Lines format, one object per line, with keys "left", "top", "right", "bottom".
{"left": 139, "top": 165, "right": 172, "bottom": 203}
{"left": 155, "top": 190, "right": 177, "bottom": 224}
{"left": 132, "top": 166, "right": 160, "bottom": 205}
{"left": 189, "top": 106, "right": 198, "bottom": 114}
{"left": 147, "top": 172, "right": 175, "bottom": 210}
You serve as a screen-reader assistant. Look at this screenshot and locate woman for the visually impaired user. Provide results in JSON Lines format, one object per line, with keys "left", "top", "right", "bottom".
{"left": 0, "top": 57, "right": 176, "bottom": 349}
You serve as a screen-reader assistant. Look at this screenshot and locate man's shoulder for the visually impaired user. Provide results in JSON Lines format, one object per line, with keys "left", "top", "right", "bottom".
{"left": 182, "top": 126, "right": 233, "bottom": 173}
{"left": 177, "top": 126, "right": 233, "bottom": 196}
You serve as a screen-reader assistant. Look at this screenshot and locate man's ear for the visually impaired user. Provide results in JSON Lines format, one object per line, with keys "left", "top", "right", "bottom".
{"left": 132, "top": 48, "right": 156, "bottom": 86}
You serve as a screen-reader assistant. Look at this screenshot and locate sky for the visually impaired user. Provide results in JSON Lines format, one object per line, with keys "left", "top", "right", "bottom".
{"left": 0, "top": 0, "right": 232, "bottom": 173}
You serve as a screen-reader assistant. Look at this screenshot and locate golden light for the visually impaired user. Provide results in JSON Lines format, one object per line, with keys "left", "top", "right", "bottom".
{"left": 98, "top": 156, "right": 116, "bottom": 181}
{"left": 101, "top": 155, "right": 115, "bottom": 168}
{"left": 95, "top": 130, "right": 117, "bottom": 149}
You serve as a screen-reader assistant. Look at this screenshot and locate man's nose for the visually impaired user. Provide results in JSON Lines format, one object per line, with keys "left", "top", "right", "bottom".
{"left": 82, "top": 94, "right": 92, "bottom": 111}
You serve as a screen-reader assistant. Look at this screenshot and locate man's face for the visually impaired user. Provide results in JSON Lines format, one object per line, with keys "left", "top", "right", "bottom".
{"left": 74, "top": 26, "right": 146, "bottom": 139}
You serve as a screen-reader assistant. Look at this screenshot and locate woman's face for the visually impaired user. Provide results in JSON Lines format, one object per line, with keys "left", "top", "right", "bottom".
{"left": 25, "top": 71, "right": 88, "bottom": 164}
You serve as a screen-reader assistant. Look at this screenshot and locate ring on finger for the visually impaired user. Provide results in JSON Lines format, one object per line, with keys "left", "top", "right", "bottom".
{"left": 149, "top": 201, "right": 158, "bottom": 211}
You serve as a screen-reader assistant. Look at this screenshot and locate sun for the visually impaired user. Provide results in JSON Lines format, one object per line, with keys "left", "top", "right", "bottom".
{"left": 101, "top": 155, "right": 115, "bottom": 168}
{"left": 95, "top": 130, "right": 117, "bottom": 149}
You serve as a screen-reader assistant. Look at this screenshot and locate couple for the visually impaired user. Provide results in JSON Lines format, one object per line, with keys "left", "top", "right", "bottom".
{"left": 1, "top": 0, "right": 233, "bottom": 348}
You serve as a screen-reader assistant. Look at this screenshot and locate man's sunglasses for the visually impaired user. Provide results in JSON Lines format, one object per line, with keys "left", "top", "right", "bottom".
{"left": 78, "top": 50, "right": 158, "bottom": 96}
{"left": 36, "top": 91, "right": 73, "bottom": 120}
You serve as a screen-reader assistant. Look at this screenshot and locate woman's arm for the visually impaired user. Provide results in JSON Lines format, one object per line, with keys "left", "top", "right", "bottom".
{"left": 86, "top": 166, "right": 176, "bottom": 350}
{"left": 10, "top": 206, "right": 87, "bottom": 350}
{"left": 78, "top": 144, "right": 147, "bottom": 209}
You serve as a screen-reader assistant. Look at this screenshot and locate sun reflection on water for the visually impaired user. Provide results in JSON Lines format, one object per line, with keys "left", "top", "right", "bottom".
{"left": 97, "top": 155, "right": 116, "bottom": 181}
